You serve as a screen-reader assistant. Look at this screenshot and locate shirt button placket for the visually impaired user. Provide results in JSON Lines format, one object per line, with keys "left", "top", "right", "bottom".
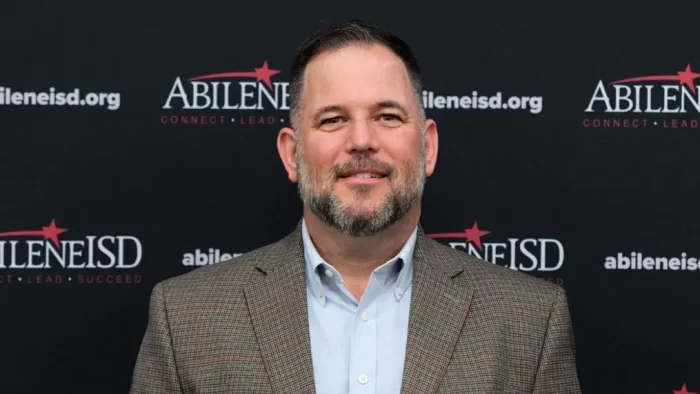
{"left": 349, "top": 298, "right": 377, "bottom": 393}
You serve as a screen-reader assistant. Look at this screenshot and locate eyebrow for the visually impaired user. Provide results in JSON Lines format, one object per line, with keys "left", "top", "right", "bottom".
{"left": 312, "top": 105, "right": 345, "bottom": 124}
{"left": 374, "top": 100, "right": 410, "bottom": 118}
{"left": 311, "top": 100, "right": 411, "bottom": 124}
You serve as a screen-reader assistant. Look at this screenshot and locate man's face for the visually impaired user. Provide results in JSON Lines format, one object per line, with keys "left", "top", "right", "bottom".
{"left": 292, "top": 44, "right": 432, "bottom": 237}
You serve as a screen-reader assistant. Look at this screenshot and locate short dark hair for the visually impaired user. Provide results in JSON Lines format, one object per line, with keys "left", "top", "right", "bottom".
{"left": 289, "top": 19, "right": 425, "bottom": 128}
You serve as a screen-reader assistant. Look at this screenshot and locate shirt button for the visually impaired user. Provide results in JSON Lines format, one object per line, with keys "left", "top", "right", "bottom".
{"left": 358, "top": 374, "right": 368, "bottom": 385}
{"left": 324, "top": 269, "right": 333, "bottom": 278}
{"left": 360, "top": 311, "right": 369, "bottom": 321}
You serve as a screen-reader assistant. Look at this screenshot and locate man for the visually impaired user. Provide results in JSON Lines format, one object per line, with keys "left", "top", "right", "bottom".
{"left": 131, "top": 20, "right": 581, "bottom": 394}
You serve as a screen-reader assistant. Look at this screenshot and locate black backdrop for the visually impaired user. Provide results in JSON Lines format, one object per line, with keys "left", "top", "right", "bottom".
{"left": 2, "top": 0, "right": 700, "bottom": 393}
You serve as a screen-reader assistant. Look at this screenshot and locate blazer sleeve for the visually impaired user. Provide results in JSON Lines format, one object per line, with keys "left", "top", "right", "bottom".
{"left": 130, "top": 282, "right": 184, "bottom": 394}
{"left": 532, "top": 287, "right": 582, "bottom": 394}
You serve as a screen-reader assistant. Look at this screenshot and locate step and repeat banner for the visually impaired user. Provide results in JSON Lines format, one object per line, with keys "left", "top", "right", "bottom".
{"left": 1, "top": 0, "right": 699, "bottom": 393}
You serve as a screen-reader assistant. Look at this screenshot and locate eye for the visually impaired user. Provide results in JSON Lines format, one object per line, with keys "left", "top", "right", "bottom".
{"left": 320, "top": 117, "right": 343, "bottom": 125}
{"left": 377, "top": 113, "right": 403, "bottom": 126}
{"left": 381, "top": 114, "right": 399, "bottom": 121}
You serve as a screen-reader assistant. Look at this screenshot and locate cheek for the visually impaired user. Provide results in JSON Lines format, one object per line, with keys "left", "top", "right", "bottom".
{"left": 302, "top": 137, "right": 342, "bottom": 166}
{"left": 299, "top": 149, "right": 336, "bottom": 182}
{"left": 302, "top": 157, "right": 335, "bottom": 181}
{"left": 392, "top": 160, "right": 419, "bottom": 183}
{"left": 382, "top": 128, "right": 422, "bottom": 154}
{"left": 386, "top": 142, "right": 423, "bottom": 172}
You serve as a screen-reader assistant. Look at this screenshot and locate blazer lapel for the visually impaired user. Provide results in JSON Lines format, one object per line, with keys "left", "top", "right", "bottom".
{"left": 401, "top": 228, "right": 475, "bottom": 394}
{"left": 243, "top": 224, "right": 316, "bottom": 394}
{"left": 242, "top": 223, "right": 474, "bottom": 394}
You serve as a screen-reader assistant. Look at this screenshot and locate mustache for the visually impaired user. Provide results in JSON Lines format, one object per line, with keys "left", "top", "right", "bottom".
{"left": 332, "top": 156, "right": 395, "bottom": 179}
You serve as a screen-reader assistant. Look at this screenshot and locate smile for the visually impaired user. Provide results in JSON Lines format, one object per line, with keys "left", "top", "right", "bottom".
{"left": 345, "top": 172, "right": 384, "bottom": 179}
{"left": 338, "top": 168, "right": 388, "bottom": 180}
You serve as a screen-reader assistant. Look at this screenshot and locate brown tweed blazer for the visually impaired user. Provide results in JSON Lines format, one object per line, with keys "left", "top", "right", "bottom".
{"left": 130, "top": 222, "right": 581, "bottom": 393}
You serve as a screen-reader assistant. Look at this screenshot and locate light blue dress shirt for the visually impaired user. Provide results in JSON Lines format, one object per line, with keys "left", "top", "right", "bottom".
{"left": 302, "top": 220, "right": 417, "bottom": 394}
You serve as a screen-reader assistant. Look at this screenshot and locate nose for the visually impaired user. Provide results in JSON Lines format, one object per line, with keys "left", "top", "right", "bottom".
{"left": 345, "top": 119, "right": 379, "bottom": 153}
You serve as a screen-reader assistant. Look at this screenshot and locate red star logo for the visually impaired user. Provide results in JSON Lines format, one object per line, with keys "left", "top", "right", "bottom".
{"left": 253, "top": 61, "right": 281, "bottom": 90}
{"left": 676, "top": 65, "right": 700, "bottom": 93}
{"left": 187, "top": 61, "right": 281, "bottom": 89}
{"left": 0, "top": 219, "right": 68, "bottom": 248}
{"left": 610, "top": 64, "right": 700, "bottom": 93}
{"left": 464, "top": 222, "right": 490, "bottom": 251}
{"left": 41, "top": 219, "right": 69, "bottom": 247}
{"left": 427, "top": 221, "right": 491, "bottom": 251}
{"left": 674, "top": 383, "right": 698, "bottom": 394}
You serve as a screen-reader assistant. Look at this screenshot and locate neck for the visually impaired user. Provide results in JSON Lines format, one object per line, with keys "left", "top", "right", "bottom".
{"left": 303, "top": 205, "right": 420, "bottom": 281}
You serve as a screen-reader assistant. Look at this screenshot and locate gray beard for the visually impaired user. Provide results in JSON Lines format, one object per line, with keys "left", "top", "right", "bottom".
{"left": 296, "top": 142, "right": 426, "bottom": 237}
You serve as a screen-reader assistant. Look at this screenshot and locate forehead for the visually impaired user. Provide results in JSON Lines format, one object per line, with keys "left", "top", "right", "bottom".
{"left": 300, "top": 44, "right": 415, "bottom": 113}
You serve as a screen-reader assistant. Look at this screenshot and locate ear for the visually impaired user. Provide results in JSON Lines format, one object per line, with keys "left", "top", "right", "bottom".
{"left": 423, "top": 119, "right": 438, "bottom": 176}
{"left": 277, "top": 126, "right": 299, "bottom": 183}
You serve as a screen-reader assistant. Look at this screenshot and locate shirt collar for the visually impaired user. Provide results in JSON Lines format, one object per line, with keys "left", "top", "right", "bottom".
{"left": 302, "top": 218, "right": 417, "bottom": 306}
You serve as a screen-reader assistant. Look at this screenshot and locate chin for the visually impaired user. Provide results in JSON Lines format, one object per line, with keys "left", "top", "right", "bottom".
{"left": 340, "top": 201, "right": 384, "bottom": 217}
{"left": 336, "top": 183, "right": 388, "bottom": 198}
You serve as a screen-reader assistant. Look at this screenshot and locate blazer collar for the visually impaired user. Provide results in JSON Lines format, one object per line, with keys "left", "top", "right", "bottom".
{"left": 243, "top": 220, "right": 474, "bottom": 394}
{"left": 251, "top": 219, "right": 465, "bottom": 279}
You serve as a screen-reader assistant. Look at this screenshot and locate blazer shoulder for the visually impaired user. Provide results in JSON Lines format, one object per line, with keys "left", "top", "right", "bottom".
{"left": 155, "top": 237, "right": 288, "bottom": 298}
{"left": 427, "top": 237, "right": 563, "bottom": 300}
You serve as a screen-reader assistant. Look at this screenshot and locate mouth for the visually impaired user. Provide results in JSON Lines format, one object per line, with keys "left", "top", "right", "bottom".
{"left": 338, "top": 169, "right": 388, "bottom": 180}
